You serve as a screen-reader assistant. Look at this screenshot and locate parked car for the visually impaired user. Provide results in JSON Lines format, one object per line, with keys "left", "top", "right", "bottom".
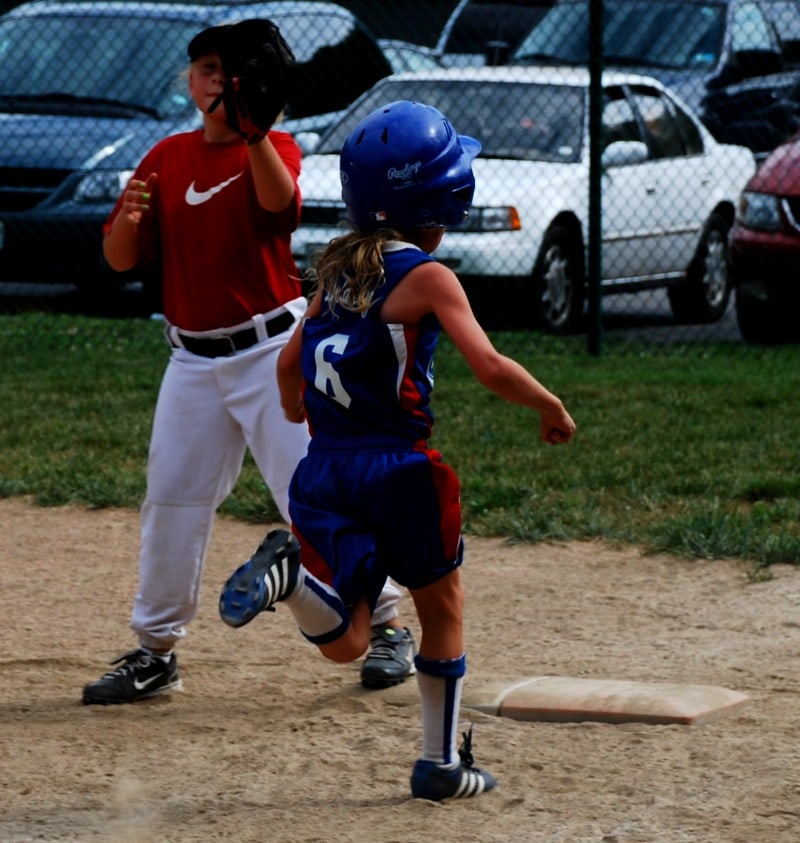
{"left": 510, "top": 0, "right": 800, "bottom": 158}
{"left": 434, "top": 0, "right": 555, "bottom": 66}
{"left": 729, "top": 132, "right": 800, "bottom": 343}
{"left": 0, "top": 0, "right": 393, "bottom": 293}
{"left": 291, "top": 66, "right": 756, "bottom": 332}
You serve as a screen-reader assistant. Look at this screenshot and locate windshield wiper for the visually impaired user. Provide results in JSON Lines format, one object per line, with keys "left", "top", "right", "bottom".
{"left": 0, "top": 92, "right": 160, "bottom": 118}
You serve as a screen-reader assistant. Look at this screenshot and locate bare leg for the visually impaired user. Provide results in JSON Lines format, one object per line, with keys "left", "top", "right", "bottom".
{"left": 410, "top": 568, "right": 464, "bottom": 660}
{"left": 406, "top": 568, "right": 496, "bottom": 799}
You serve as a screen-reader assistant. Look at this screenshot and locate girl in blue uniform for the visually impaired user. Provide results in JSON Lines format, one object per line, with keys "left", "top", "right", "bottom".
{"left": 219, "top": 100, "right": 576, "bottom": 801}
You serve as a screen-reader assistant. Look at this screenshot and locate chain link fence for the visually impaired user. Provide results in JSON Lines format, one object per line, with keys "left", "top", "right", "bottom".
{"left": 1, "top": 0, "right": 798, "bottom": 351}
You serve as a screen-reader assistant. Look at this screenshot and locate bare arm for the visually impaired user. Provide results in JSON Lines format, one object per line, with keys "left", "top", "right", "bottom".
{"left": 381, "top": 261, "right": 576, "bottom": 444}
{"left": 246, "top": 135, "right": 296, "bottom": 212}
{"left": 102, "top": 172, "right": 158, "bottom": 271}
{"left": 277, "top": 290, "right": 323, "bottom": 422}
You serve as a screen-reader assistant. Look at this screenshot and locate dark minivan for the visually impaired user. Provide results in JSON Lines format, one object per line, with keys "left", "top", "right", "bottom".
{"left": 0, "top": 0, "right": 392, "bottom": 291}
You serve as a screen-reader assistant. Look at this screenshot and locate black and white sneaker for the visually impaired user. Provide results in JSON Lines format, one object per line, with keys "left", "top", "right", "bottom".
{"left": 82, "top": 648, "right": 181, "bottom": 705}
{"left": 360, "top": 626, "right": 417, "bottom": 688}
{"left": 219, "top": 528, "right": 301, "bottom": 628}
{"left": 410, "top": 727, "right": 497, "bottom": 801}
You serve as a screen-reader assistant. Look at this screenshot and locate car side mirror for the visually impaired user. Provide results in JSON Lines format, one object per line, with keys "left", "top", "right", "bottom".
{"left": 602, "top": 140, "right": 649, "bottom": 167}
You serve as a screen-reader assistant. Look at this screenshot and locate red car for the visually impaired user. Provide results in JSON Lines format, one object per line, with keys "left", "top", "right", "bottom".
{"left": 729, "top": 134, "right": 800, "bottom": 344}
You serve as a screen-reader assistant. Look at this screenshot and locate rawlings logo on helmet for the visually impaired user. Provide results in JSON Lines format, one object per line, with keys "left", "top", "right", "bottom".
{"left": 387, "top": 162, "right": 422, "bottom": 182}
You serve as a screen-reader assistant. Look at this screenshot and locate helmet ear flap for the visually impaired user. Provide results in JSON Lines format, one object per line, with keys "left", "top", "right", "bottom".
{"left": 340, "top": 100, "right": 481, "bottom": 232}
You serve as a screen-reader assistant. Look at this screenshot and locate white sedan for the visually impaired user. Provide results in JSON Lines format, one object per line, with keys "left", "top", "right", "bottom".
{"left": 292, "top": 67, "right": 756, "bottom": 332}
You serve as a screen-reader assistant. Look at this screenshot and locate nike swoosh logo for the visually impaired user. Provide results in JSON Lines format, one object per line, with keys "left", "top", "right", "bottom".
{"left": 133, "top": 675, "right": 163, "bottom": 691}
{"left": 185, "top": 171, "right": 243, "bottom": 206}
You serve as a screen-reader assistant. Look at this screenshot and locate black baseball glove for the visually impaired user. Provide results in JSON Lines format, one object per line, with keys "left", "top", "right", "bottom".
{"left": 212, "top": 19, "right": 296, "bottom": 144}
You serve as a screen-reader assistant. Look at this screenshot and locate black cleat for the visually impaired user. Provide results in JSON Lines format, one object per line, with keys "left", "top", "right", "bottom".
{"left": 219, "top": 529, "right": 301, "bottom": 627}
{"left": 82, "top": 648, "right": 181, "bottom": 705}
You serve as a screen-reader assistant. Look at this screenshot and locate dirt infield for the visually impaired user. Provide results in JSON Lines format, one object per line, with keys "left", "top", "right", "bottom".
{"left": 2, "top": 497, "right": 799, "bottom": 842}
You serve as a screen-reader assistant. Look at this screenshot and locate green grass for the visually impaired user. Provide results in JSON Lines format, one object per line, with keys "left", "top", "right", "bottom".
{"left": 2, "top": 312, "right": 799, "bottom": 571}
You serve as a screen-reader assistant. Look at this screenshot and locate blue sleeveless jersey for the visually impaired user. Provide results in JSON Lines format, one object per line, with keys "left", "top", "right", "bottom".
{"left": 290, "top": 242, "right": 464, "bottom": 603}
{"left": 300, "top": 242, "right": 439, "bottom": 449}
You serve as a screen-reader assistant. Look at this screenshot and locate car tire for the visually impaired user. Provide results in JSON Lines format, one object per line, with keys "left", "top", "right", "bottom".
{"left": 532, "top": 225, "right": 585, "bottom": 333}
{"left": 735, "top": 284, "right": 795, "bottom": 345}
{"left": 668, "top": 211, "right": 731, "bottom": 324}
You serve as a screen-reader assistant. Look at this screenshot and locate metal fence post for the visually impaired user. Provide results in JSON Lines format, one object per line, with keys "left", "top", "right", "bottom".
{"left": 587, "top": 0, "right": 604, "bottom": 356}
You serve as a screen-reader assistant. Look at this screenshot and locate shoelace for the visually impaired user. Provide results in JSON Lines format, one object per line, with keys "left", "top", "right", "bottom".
{"left": 102, "top": 649, "right": 155, "bottom": 678}
{"left": 368, "top": 634, "right": 404, "bottom": 661}
{"left": 458, "top": 724, "right": 475, "bottom": 768}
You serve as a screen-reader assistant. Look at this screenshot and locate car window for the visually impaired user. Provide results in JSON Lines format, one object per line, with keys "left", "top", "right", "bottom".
{"left": 630, "top": 90, "right": 699, "bottom": 159}
{"left": 603, "top": 90, "right": 642, "bottom": 147}
{"left": 631, "top": 92, "right": 683, "bottom": 158}
{"left": 439, "top": 0, "right": 554, "bottom": 60}
{"left": 731, "top": 2, "right": 774, "bottom": 51}
{"left": 767, "top": 0, "right": 800, "bottom": 64}
{"left": 513, "top": 1, "right": 726, "bottom": 71}
{"left": 666, "top": 97, "right": 705, "bottom": 155}
{"left": 318, "top": 79, "right": 585, "bottom": 162}
{"left": 378, "top": 40, "right": 442, "bottom": 73}
{"left": 602, "top": 85, "right": 705, "bottom": 160}
{"left": 0, "top": 14, "right": 199, "bottom": 116}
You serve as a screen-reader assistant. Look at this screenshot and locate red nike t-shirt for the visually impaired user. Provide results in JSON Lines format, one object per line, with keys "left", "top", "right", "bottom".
{"left": 104, "top": 129, "right": 303, "bottom": 331}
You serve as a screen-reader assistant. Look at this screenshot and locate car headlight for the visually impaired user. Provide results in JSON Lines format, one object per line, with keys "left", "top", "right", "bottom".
{"left": 456, "top": 206, "right": 521, "bottom": 232}
{"left": 736, "top": 191, "right": 781, "bottom": 231}
{"left": 73, "top": 170, "right": 135, "bottom": 204}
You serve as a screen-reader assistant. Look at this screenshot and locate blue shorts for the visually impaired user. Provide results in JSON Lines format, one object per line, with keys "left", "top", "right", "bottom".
{"left": 288, "top": 446, "right": 464, "bottom": 614}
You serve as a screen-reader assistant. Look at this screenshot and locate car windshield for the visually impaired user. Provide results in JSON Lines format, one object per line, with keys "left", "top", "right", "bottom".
{"left": 513, "top": 1, "right": 725, "bottom": 71}
{"left": 0, "top": 14, "right": 201, "bottom": 118}
{"left": 317, "top": 79, "right": 585, "bottom": 162}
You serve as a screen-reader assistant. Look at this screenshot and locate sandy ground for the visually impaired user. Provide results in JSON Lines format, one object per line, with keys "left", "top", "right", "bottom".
{"left": 2, "top": 496, "right": 800, "bottom": 843}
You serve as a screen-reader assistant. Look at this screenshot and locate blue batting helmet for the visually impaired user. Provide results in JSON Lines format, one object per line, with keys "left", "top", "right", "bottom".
{"left": 340, "top": 100, "right": 481, "bottom": 232}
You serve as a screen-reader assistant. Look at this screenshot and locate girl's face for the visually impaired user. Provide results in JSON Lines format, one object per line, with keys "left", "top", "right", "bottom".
{"left": 188, "top": 53, "right": 227, "bottom": 120}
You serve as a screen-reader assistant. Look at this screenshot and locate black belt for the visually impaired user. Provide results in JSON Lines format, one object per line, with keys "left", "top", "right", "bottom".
{"left": 175, "top": 310, "right": 295, "bottom": 358}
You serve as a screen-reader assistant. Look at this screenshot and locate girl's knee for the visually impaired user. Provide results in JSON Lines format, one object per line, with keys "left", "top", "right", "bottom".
{"left": 319, "top": 637, "right": 369, "bottom": 664}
